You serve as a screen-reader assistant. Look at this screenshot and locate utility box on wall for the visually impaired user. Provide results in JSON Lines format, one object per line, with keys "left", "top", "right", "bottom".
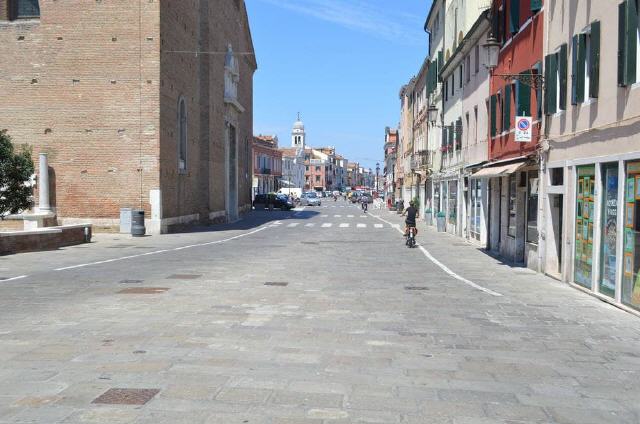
{"left": 120, "top": 208, "right": 133, "bottom": 234}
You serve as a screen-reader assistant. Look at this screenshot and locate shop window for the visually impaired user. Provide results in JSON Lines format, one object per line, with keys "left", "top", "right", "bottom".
{"left": 508, "top": 174, "right": 517, "bottom": 237}
{"left": 600, "top": 164, "right": 619, "bottom": 298}
{"left": 623, "top": 162, "right": 640, "bottom": 310}
{"left": 575, "top": 166, "right": 596, "bottom": 288}
{"left": 448, "top": 181, "right": 457, "bottom": 225}
{"left": 526, "top": 171, "right": 539, "bottom": 243}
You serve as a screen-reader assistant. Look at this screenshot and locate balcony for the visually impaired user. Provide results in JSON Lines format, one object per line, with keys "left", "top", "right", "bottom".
{"left": 260, "top": 168, "right": 271, "bottom": 175}
{"left": 410, "top": 151, "right": 433, "bottom": 170}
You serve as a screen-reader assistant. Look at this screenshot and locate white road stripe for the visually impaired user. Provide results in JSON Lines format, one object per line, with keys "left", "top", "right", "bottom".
{"left": 360, "top": 215, "right": 367, "bottom": 218}
{"left": 370, "top": 214, "right": 503, "bottom": 297}
{"left": 347, "top": 215, "right": 354, "bottom": 218}
{"left": 287, "top": 223, "right": 299, "bottom": 228}
{"left": 334, "top": 215, "right": 342, "bottom": 218}
{"left": 374, "top": 224, "right": 383, "bottom": 228}
{"left": 321, "top": 215, "right": 328, "bottom": 218}
{"left": 322, "top": 223, "right": 333, "bottom": 228}
{"left": 339, "top": 223, "right": 349, "bottom": 228}
{"left": 0, "top": 275, "right": 28, "bottom": 282}
{"left": 305, "top": 223, "right": 315, "bottom": 227}
{"left": 55, "top": 226, "right": 269, "bottom": 271}
{"left": 357, "top": 223, "right": 366, "bottom": 228}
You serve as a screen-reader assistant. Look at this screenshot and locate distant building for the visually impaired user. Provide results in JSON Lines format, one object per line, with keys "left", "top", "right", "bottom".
{"left": 253, "top": 136, "right": 282, "bottom": 195}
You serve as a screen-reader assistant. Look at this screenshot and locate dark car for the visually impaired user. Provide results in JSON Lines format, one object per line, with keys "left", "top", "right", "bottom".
{"left": 253, "top": 194, "right": 293, "bottom": 210}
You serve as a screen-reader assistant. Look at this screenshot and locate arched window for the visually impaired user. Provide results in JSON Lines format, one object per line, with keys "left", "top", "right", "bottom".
{"left": 178, "top": 97, "right": 187, "bottom": 172}
{"left": 11, "top": 0, "right": 40, "bottom": 19}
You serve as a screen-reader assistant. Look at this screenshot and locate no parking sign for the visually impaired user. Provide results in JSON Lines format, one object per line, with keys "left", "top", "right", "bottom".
{"left": 515, "top": 116, "right": 532, "bottom": 142}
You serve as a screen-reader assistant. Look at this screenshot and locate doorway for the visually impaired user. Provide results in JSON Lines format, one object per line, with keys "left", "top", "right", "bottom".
{"left": 227, "top": 124, "right": 238, "bottom": 222}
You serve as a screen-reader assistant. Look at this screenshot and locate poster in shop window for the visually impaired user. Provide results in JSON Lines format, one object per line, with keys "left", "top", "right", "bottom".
{"left": 602, "top": 172, "right": 619, "bottom": 293}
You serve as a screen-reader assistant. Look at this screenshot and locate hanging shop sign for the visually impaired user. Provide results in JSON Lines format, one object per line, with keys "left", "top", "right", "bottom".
{"left": 515, "top": 116, "right": 532, "bottom": 142}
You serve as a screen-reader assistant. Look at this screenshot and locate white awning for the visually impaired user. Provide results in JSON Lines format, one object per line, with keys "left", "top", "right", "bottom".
{"left": 472, "top": 161, "right": 526, "bottom": 178}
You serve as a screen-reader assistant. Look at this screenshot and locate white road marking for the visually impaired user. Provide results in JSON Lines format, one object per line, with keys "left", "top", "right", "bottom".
{"left": 370, "top": 214, "right": 503, "bottom": 297}
{"left": 321, "top": 223, "right": 333, "bottom": 228}
{"left": 374, "top": 224, "right": 383, "bottom": 228}
{"left": 321, "top": 215, "right": 328, "bottom": 218}
{"left": 347, "top": 215, "right": 354, "bottom": 218}
{"left": 55, "top": 226, "right": 269, "bottom": 271}
{"left": 1, "top": 275, "right": 28, "bottom": 282}
{"left": 339, "top": 223, "right": 350, "bottom": 228}
{"left": 305, "top": 223, "right": 315, "bottom": 227}
{"left": 334, "top": 215, "right": 342, "bottom": 218}
{"left": 287, "top": 223, "right": 299, "bottom": 228}
{"left": 360, "top": 215, "right": 367, "bottom": 218}
{"left": 357, "top": 223, "right": 367, "bottom": 228}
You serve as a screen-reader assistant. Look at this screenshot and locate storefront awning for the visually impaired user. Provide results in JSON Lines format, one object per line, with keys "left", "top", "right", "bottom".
{"left": 472, "top": 161, "right": 526, "bottom": 178}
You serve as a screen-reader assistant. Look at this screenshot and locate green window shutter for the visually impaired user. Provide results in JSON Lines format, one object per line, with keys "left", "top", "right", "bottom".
{"left": 510, "top": 0, "right": 520, "bottom": 34}
{"left": 448, "top": 123, "right": 454, "bottom": 146}
{"left": 490, "top": 95, "right": 497, "bottom": 137}
{"left": 572, "top": 35, "right": 579, "bottom": 104}
{"left": 549, "top": 54, "right": 558, "bottom": 114}
{"left": 504, "top": 84, "right": 511, "bottom": 131}
{"left": 534, "top": 62, "right": 543, "bottom": 118}
{"left": 589, "top": 21, "right": 601, "bottom": 98}
{"left": 518, "top": 73, "right": 532, "bottom": 116}
{"left": 559, "top": 44, "right": 568, "bottom": 110}
{"left": 625, "top": 0, "right": 638, "bottom": 85}
{"left": 531, "top": 0, "right": 542, "bottom": 12}
{"left": 456, "top": 118, "right": 462, "bottom": 148}
{"left": 619, "top": 1, "right": 627, "bottom": 86}
{"left": 576, "top": 34, "right": 586, "bottom": 103}
{"left": 438, "top": 51, "right": 444, "bottom": 80}
{"left": 544, "top": 55, "right": 551, "bottom": 114}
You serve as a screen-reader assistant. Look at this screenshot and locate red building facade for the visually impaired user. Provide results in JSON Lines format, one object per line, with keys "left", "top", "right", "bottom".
{"left": 489, "top": 0, "right": 544, "bottom": 161}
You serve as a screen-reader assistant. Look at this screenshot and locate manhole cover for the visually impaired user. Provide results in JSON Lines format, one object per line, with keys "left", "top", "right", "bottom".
{"left": 264, "top": 282, "right": 288, "bottom": 287}
{"left": 92, "top": 388, "right": 160, "bottom": 405}
{"left": 117, "top": 287, "right": 169, "bottom": 294}
{"left": 119, "top": 280, "right": 144, "bottom": 284}
{"left": 405, "top": 286, "right": 429, "bottom": 291}
{"left": 167, "top": 274, "right": 202, "bottom": 280}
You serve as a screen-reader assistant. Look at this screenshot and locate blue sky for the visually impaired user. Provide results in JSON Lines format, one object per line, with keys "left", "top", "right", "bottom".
{"left": 246, "top": 0, "right": 432, "bottom": 170}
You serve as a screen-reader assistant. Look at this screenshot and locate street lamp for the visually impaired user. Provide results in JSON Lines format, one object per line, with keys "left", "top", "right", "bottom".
{"left": 375, "top": 162, "right": 380, "bottom": 193}
{"left": 483, "top": 33, "right": 544, "bottom": 89}
{"left": 483, "top": 35, "right": 500, "bottom": 71}
{"left": 427, "top": 104, "right": 439, "bottom": 125}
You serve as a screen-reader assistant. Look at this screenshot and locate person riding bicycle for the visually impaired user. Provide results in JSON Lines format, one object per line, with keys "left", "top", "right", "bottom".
{"left": 401, "top": 201, "right": 419, "bottom": 237}
{"left": 361, "top": 197, "right": 368, "bottom": 212}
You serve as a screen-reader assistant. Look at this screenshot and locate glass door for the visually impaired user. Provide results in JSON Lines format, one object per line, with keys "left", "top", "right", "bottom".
{"left": 599, "top": 164, "right": 618, "bottom": 298}
{"left": 575, "top": 165, "right": 595, "bottom": 288}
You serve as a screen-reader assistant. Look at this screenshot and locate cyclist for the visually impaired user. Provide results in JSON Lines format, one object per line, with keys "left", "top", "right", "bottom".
{"left": 401, "top": 201, "right": 419, "bottom": 238}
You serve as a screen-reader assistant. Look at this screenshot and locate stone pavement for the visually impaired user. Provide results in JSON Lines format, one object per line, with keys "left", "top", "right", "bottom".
{"left": 0, "top": 200, "right": 639, "bottom": 423}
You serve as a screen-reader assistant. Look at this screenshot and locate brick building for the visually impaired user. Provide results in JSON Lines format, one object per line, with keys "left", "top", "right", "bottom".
{"left": 0, "top": 0, "right": 256, "bottom": 233}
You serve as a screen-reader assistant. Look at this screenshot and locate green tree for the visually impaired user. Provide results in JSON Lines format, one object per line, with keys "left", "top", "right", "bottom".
{"left": 0, "top": 130, "right": 35, "bottom": 218}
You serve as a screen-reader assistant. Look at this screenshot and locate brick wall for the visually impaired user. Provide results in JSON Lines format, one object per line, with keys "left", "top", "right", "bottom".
{"left": 159, "top": 0, "right": 256, "bottom": 222}
{"left": 0, "top": 224, "right": 92, "bottom": 255}
{"left": 0, "top": 0, "right": 161, "bottom": 223}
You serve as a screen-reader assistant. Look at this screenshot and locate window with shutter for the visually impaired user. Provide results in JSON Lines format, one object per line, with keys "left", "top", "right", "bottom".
{"left": 544, "top": 55, "right": 551, "bottom": 114}
{"left": 559, "top": 44, "right": 568, "bottom": 110}
{"left": 531, "top": 0, "right": 542, "bottom": 12}
{"left": 534, "top": 62, "right": 543, "bottom": 118}
{"left": 503, "top": 84, "right": 511, "bottom": 132}
{"left": 626, "top": 0, "right": 638, "bottom": 85}
{"left": 11, "top": 0, "right": 40, "bottom": 19}
{"left": 572, "top": 35, "right": 579, "bottom": 104}
{"left": 589, "top": 21, "right": 600, "bottom": 98}
{"left": 549, "top": 54, "right": 558, "bottom": 114}
{"left": 490, "top": 95, "right": 497, "bottom": 137}
{"left": 517, "top": 73, "right": 532, "bottom": 116}
{"left": 619, "top": 2, "right": 628, "bottom": 86}
{"left": 576, "top": 34, "right": 586, "bottom": 103}
{"left": 510, "top": 0, "right": 520, "bottom": 34}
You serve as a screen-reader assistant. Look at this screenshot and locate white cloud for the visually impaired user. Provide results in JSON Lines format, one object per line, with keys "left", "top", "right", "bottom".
{"left": 253, "top": 0, "right": 424, "bottom": 45}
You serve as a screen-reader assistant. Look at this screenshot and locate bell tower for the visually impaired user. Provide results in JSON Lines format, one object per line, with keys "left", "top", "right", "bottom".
{"left": 291, "top": 113, "right": 305, "bottom": 149}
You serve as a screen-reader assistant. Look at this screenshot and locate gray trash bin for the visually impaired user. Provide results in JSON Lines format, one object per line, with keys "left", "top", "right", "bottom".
{"left": 436, "top": 214, "right": 446, "bottom": 232}
{"left": 131, "top": 210, "right": 146, "bottom": 237}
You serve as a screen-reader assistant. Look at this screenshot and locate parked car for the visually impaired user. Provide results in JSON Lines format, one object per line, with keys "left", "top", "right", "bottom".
{"left": 253, "top": 193, "right": 293, "bottom": 210}
{"left": 350, "top": 191, "right": 362, "bottom": 203}
{"left": 300, "top": 191, "right": 322, "bottom": 206}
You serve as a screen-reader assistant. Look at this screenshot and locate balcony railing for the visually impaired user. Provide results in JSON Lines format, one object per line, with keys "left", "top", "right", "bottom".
{"left": 260, "top": 168, "right": 271, "bottom": 175}
{"left": 410, "top": 150, "right": 433, "bottom": 170}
